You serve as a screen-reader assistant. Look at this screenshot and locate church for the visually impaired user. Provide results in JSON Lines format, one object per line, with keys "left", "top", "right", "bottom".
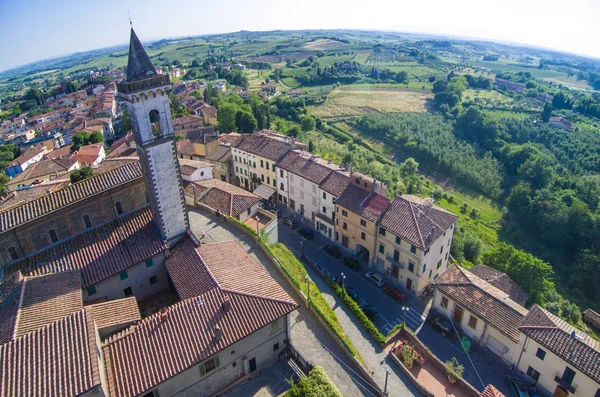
{"left": 0, "top": 28, "right": 298, "bottom": 397}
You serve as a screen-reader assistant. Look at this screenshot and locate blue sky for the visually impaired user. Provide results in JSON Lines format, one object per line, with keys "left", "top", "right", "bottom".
{"left": 1, "top": 0, "right": 599, "bottom": 72}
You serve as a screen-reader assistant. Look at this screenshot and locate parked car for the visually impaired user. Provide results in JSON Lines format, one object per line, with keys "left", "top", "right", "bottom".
{"left": 344, "top": 287, "right": 360, "bottom": 302}
{"left": 281, "top": 218, "right": 294, "bottom": 228}
{"left": 365, "top": 272, "right": 385, "bottom": 288}
{"left": 323, "top": 245, "right": 341, "bottom": 259}
{"left": 429, "top": 316, "right": 452, "bottom": 337}
{"left": 297, "top": 227, "right": 314, "bottom": 239}
{"left": 362, "top": 305, "right": 379, "bottom": 320}
{"left": 507, "top": 376, "right": 530, "bottom": 397}
{"left": 341, "top": 257, "right": 361, "bottom": 271}
{"left": 383, "top": 284, "right": 405, "bottom": 302}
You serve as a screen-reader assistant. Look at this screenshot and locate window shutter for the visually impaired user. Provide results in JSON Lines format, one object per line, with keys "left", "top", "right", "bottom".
{"left": 199, "top": 363, "right": 206, "bottom": 376}
{"left": 214, "top": 356, "right": 220, "bottom": 368}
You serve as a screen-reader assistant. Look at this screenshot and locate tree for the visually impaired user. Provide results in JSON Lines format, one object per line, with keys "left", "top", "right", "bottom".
{"left": 70, "top": 131, "right": 104, "bottom": 152}
{"left": 483, "top": 242, "right": 554, "bottom": 305}
{"left": 399, "top": 157, "right": 418, "bottom": 176}
{"left": 541, "top": 102, "right": 552, "bottom": 122}
{"left": 70, "top": 167, "right": 93, "bottom": 184}
{"left": 308, "top": 140, "right": 315, "bottom": 152}
{"left": 235, "top": 110, "right": 257, "bottom": 133}
{"left": 175, "top": 134, "right": 185, "bottom": 141}
{"left": 66, "top": 81, "right": 77, "bottom": 93}
{"left": 121, "top": 106, "right": 132, "bottom": 133}
{"left": 287, "top": 126, "right": 301, "bottom": 138}
{"left": 395, "top": 71, "right": 408, "bottom": 84}
{"left": 463, "top": 235, "right": 483, "bottom": 263}
{"left": 301, "top": 115, "right": 316, "bottom": 132}
{"left": 89, "top": 131, "right": 104, "bottom": 144}
{"left": 217, "top": 103, "right": 238, "bottom": 132}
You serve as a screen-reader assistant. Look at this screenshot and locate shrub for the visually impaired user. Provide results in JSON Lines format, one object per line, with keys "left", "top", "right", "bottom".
{"left": 70, "top": 167, "right": 93, "bottom": 184}
{"left": 445, "top": 357, "right": 464, "bottom": 381}
{"left": 287, "top": 365, "right": 342, "bottom": 397}
{"left": 400, "top": 345, "right": 414, "bottom": 367}
{"left": 432, "top": 187, "right": 443, "bottom": 201}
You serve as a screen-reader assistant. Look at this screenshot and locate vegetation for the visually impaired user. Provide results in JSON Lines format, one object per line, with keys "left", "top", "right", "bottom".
{"left": 70, "top": 131, "right": 104, "bottom": 152}
{"left": 70, "top": 167, "right": 93, "bottom": 183}
{"left": 445, "top": 357, "right": 464, "bottom": 382}
{"left": 287, "top": 365, "right": 342, "bottom": 397}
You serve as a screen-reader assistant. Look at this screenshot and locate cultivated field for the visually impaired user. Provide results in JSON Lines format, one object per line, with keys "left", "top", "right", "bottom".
{"left": 464, "top": 89, "right": 513, "bottom": 106}
{"left": 302, "top": 39, "right": 347, "bottom": 50}
{"left": 308, "top": 86, "right": 431, "bottom": 118}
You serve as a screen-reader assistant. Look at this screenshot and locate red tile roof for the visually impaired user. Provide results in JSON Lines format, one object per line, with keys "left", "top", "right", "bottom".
{"left": 15, "top": 270, "right": 82, "bottom": 338}
{"left": 184, "top": 179, "right": 261, "bottom": 218}
{"left": 71, "top": 143, "right": 104, "bottom": 165}
{"left": 469, "top": 265, "right": 529, "bottom": 306}
{"left": 379, "top": 194, "right": 458, "bottom": 250}
{"left": 336, "top": 185, "right": 389, "bottom": 222}
{"left": 176, "top": 138, "right": 195, "bottom": 156}
{"left": 234, "top": 132, "right": 299, "bottom": 162}
{"left": 319, "top": 170, "right": 350, "bottom": 196}
{"left": 277, "top": 150, "right": 342, "bottom": 185}
{"left": 0, "top": 160, "right": 142, "bottom": 233}
{"left": 519, "top": 305, "right": 600, "bottom": 383}
{"left": 0, "top": 309, "right": 102, "bottom": 397}
{"left": 6, "top": 207, "right": 167, "bottom": 288}
{"left": 178, "top": 158, "right": 213, "bottom": 176}
{"left": 105, "top": 237, "right": 298, "bottom": 397}
{"left": 0, "top": 181, "right": 69, "bottom": 212}
{"left": 480, "top": 384, "right": 505, "bottom": 397}
{"left": 433, "top": 265, "right": 528, "bottom": 343}
{"left": 45, "top": 145, "right": 73, "bottom": 159}
{"left": 0, "top": 272, "right": 23, "bottom": 344}
{"left": 5, "top": 158, "right": 79, "bottom": 187}
{"left": 90, "top": 297, "right": 141, "bottom": 330}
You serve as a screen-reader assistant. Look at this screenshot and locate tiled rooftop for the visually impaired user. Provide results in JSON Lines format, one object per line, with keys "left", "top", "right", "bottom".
{"left": 336, "top": 184, "right": 389, "bottom": 222}
{"left": 234, "top": 132, "right": 299, "bottom": 162}
{"left": 319, "top": 170, "right": 350, "bottom": 197}
{"left": 184, "top": 179, "right": 261, "bottom": 218}
{"left": 277, "top": 150, "right": 342, "bottom": 185}
{"left": 470, "top": 265, "right": 529, "bottom": 306}
{"left": 90, "top": 297, "right": 141, "bottom": 330}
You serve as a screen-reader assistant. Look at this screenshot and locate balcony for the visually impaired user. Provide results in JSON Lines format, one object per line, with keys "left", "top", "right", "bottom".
{"left": 386, "top": 255, "right": 404, "bottom": 269}
{"left": 554, "top": 374, "right": 576, "bottom": 393}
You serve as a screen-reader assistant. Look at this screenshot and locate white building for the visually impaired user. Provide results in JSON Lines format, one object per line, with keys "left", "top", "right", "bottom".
{"left": 317, "top": 170, "right": 350, "bottom": 240}
{"left": 375, "top": 194, "right": 458, "bottom": 295}
{"left": 178, "top": 158, "right": 214, "bottom": 182}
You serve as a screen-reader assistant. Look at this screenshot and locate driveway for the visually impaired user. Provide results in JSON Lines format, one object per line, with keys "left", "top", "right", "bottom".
{"left": 188, "top": 208, "right": 377, "bottom": 397}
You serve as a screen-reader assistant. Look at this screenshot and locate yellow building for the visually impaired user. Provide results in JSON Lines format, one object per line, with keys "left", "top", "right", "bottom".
{"left": 334, "top": 173, "right": 389, "bottom": 264}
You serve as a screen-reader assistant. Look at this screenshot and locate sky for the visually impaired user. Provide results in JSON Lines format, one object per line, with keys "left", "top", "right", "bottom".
{"left": 1, "top": 0, "right": 599, "bottom": 72}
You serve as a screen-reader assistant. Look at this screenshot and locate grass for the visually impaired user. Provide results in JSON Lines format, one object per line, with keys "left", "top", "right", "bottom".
{"left": 464, "top": 89, "right": 513, "bottom": 106}
{"left": 308, "top": 86, "right": 431, "bottom": 119}
{"left": 281, "top": 77, "right": 301, "bottom": 88}
{"left": 267, "top": 243, "right": 365, "bottom": 364}
{"left": 543, "top": 75, "right": 592, "bottom": 90}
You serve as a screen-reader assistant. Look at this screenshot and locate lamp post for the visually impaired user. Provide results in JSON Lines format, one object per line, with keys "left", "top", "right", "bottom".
{"left": 305, "top": 275, "right": 311, "bottom": 307}
{"left": 402, "top": 306, "right": 410, "bottom": 327}
{"left": 341, "top": 272, "right": 346, "bottom": 290}
{"left": 383, "top": 364, "right": 390, "bottom": 396}
{"left": 254, "top": 216, "right": 260, "bottom": 235}
{"left": 300, "top": 238, "right": 305, "bottom": 258}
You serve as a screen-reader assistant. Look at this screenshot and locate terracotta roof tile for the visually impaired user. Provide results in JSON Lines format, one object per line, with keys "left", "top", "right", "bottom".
{"left": 184, "top": 180, "right": 261, "bottom": 217}
{"left": 0, "top": 161, "right": 142, "bottom": 233}
{"left": 90, "top": 297, "right": 141, "bottom": 330}
{"left": 177, "top": 158, "right": 213, "bottom": 176}
{"left": 204, "top": 145, "right": 232, "bottom": 162}
{"left": 470, "top": 265, "right": 529, "bottom": 306}
{"left": 6, "top": 207, "right": 166, "bottom": 288}
{"left": 234, "top": 133, "right": 299, "bottom": 162}
{"left": 336, "top": 185, "right": 389, "bottom": 222}
{"left": 6, "top": 158, "right": 79, "bottom": 186}
{"left": 176, "top": 138, "right": 195, "bottom": 156}
{"left": 519, "top": 305, "right": 600, "bottom": 383}
{"left": 15, "top": 270, "right": 82, "bottom": 338}
{"left": 319, "top": 170, "right": 350, "bottom": 196}
{"left": 277, "top": 150, "right": 343, "bottom": 185}
{"left": 480, "top": 384, "right": 505, "bottom": 397}
{"left": 0, "top": 181, "right": 69, "bottom": 212}
{"left": 45, "top": 145, "right": 73, "bottom": 159}
{"left": 0, "top": 272, "right": 23, "bottom": 344}
{"left": 379, "top": 195, "right": 458, "bottom": 250}
{"left": 433, "top": 265, "right": 528, "bottom": 343}
{"left": 0, "top": 309, "right": 102, "bottom": 397}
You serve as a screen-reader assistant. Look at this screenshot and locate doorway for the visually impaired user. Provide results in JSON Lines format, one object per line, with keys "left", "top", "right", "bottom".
{"left": 392, "top": 265, "right": 399, "bottom": 279}
{"left": 356, "top": 244, "right": 370, "bottom": 262}
{"left": 406, "top": 278, "right": 413, "bottom": 291}
{"left": 249, "top": 357, "right": 257, "bottom": 373}
{"left": 553, "top": 386, "right": 568, "bottom": 397}
{"left": 453, "top": 306, "right": 464, "bottom": 324}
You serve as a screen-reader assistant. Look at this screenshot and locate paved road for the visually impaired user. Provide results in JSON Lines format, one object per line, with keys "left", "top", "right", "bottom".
{"left": 188, "top": 208, "right": 377, "bottom": 397}
{"left": 277, "top": 218, "right": 426, "bottom": 333}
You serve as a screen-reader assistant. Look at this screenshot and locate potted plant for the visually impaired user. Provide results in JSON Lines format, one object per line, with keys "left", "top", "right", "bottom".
{"left": 445, "top": 357, "right": 464, "bottom": 384}
{"left": 400, "top": 345, "right": 414, "bottom": 369}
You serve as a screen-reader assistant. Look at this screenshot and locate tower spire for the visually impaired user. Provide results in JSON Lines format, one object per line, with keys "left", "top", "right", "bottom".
{"left": 128, "top": 10, "right": 133, "bottom": 28}
{"left": 125, "top": 28, "right": 158, "bottom": 83}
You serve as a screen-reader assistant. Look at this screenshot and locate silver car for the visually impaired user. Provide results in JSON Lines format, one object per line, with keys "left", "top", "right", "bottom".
{"left": 365, "top": 272, "right": 385, "bottom": 288}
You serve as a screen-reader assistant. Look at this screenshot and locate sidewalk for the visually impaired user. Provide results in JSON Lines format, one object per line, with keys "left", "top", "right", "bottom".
{"left": 188, "top": 208, "right": 374, "bottom": 397}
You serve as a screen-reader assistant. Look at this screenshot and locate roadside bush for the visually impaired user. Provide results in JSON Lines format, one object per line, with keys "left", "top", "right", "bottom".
{"left": 287, "top": 365, "right": 342, "bottom": 397}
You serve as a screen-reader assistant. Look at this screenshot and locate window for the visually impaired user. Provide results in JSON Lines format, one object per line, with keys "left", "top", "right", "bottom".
{"left": 221, "top": 163, "right": 225, "bottom": 169}
{"left": 115, "top": 202, "right": 124, "bottom": 215}
{"left": 379, "top": 244, "right": 385, "bottom": 254}
{"left": 265, "top": 162, "right": 270, "bottom": 170}
{"left": 8, "top": 247, "right": 19, "bottom": 261}
{"left": 267, "top": 176, "right": 270, "bottom": 184}
{"left": 395, "top": 236, "right": 401, "bottom": 245}
{"left": 260, "top": 160, "right": 264, "bottom": 167}
{"left": 149, "top": 109, "right": 161, "bottom": 138}
{"left": 440, "top": 246, "right": 443, "bottom": 254}
{"left": 322, "top": 206, "right": 326, "bottom": 213}
{"left": 360, "top": 232, "right": 366, "bottom": 240}
{"left": 124, "top": 287, "right": 133, "bottom": 297}
{"left": 150, "top": 276, "right": 158, "bottom": 285}
{"left": 200, "top": 357, "right": 220, "bottom": 376}
{"left": 535, "top": 348, "right": 546, "bottom": 360}
{"left": 393, "top": 250, "right": 400, "bottom": 262}
{"left": 379, "top": 227, "right": 386, "bottom": 236}
{"left": 280, "top": 170, "right": 284, "bottom": 177}
{"left": 526, "top": 366, "right": 540, "bottom": 382}
{"left": 270, "top": 319, "right": 279, "bottom": 334}
{"left": 410, "top": 245, "right": 416, "bottom": 254}
{"left": 355, "top": 177, "right": 360, "bottom": 184}
{"left": 429, "top": 269, "right": 432, "bottom": 279}
{"left": 120, "top": 271, "right": 128, "bottom": 281}
{"left": 146, "top": 258, "right": 154, "bottom": 268}
{"left": 343, "top": 222, "right": 347, "bottom": 230}
{"left": 341, "top": 210, "right": 348, "bottom": 217}
{"left": 445, "top": 252, "right": 448, "bottom": 260}
{"left": 441, "top": 296, "right": 449, "bottom": 308}
{"left": 83, "top": 215, "right": 92, "bottom": 229}
{"left": 49, "top": 229, "right": 59, "bottom": 243}
{"left": 448, "top": 238, "right": 451, "bottom": 247}
{"left": 87, "top": 285, "right": 97, "bottom": 296}
{"left": 468, "top": 315, "right": 478, "bottom": 329}
{"left": 273, "top": 179, "right": 276, "bottom": 187}
{"left": 261, "top": 174, "right": 264, "bottom": 182}
{"left": 247, "top": 208, "right": 251, "bottom": 216}
{"left": 273, "top": 342, "right": 280, "bottom": 351}
{"left": 253, "top": 161, "right": 256, "bottom": 168}
{"left": 322, "top": 192, "right": 326, "bottom": 200}
{"left": 236, "top": 166, "right": 239, "bottom": 172}
{"left": 437, "top": 259, "right": 442, "bottom": 269}
{"left": 422, "top": 263, "right": 426, "bottom": 274}
{"left": 408, "top": 262, "right": 414, "bottom": 272}
{"left": 360, "top": 219, "right": 367, "bottom": 227}
{"left": 234, "top": 155, "right": 238, "bottom": 162}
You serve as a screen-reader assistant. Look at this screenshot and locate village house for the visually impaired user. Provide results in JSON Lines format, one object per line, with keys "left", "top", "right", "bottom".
{"left": 5, "top": 158, "right": 80, "bottom": 190}
{"left": 288, "top": 89, "right": 302, "bottom": 98}
{"left": 178, "top": 158, "right": 214, "bottom": 181}
{"left": 494, "top": 78, "right": 525, "bottom": 93}
{"left": 213, "top": 81, "right": 226, "bottom": 92}
{"left": 6, "top": 128, "right": 36, "bottom": 146}
{"left": 549, "top": 116, "right": 572, "bottom": 131}
{"left": 107, "top": 131, "right": 137, "bottom": 158}
{"left": 81, "top": 117, "right": 115, "bottom": 141}
{"left": 375, "top": 194, "right": 458, "bottom": 295}
{"left": 172, "top": 115, "right": 204, "bottom": 132}
{"left": 4, "top": 146, "right": 47, "bottom": 177}
{"left": 71, "top": 143, "right": 106, "bottom": 166}
{"left": 107, "top": 68, "right": 126, "bottom": 80}
{"left": 204, "top": 144, "right": 234, "bottom": 182}
{"left": 469, "top": 264, "right": 529, "bottom": 306}
{"left": 316, "top": 170, "right": 350, "bottom": 240}
{"left": 276, "top": 150, "right": 345, "bottom": 227}
{"left": 232, "top": 130, "right": 306, "bottom": 199}
{"left": 168, "top": 67, "right": 186, "bottom": 79}
{"left": 334, "top": 173, "right": 390, "bottom": 264}
{"left": 198, "top": 104, "right": 218, "bottom": 124}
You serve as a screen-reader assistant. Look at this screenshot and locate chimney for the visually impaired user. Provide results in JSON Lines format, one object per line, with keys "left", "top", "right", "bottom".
{"left": 159, "top": 307, "right": 168, "bottom": 322}
{"left": 222, "top": 296, "right": 231, "bottom": 312}
{"left": 214, "top": 326, "right": 223, "bottom": 342}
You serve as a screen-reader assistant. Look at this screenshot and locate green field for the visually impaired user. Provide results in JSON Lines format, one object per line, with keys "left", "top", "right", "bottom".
{"left": 464, "top": 88, "right": 513, "bottom": 106}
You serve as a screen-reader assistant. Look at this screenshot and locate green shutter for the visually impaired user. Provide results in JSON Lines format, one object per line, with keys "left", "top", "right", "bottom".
{"left": 145, "top": 258, "right": 153, "bottom": 268}
{"left": 87, "top": 285, "right": 97, "bottom": 296}
{"left": 199, "top": 363, "right": 206, "bottom": 376}
{"left": 120, "top": 271, "right": 128, "bottom": 280}
{"left": 214, "top": 356, "right": 220, "bottom": 368}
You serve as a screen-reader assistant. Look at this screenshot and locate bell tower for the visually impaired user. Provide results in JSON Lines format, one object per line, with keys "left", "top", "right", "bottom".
{"left": 118, "top": 28, "right": 189, "bottom": 245}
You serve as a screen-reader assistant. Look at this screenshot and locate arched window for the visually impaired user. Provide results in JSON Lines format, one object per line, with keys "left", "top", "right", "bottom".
{"left": 200, "top": 171, "right": 204, "bottom": 176}
{"left": 149, "top": 109, "right": 162, "bottom": 139}
{"left": 83, "top": 215, "right": 92, "bottom": 229}
{"left": 115, "top": 202, "right": 124, "bottom": 216}
{"left": 8, "top": 247, "right": 19, "bottom": 261}
{"left": 49, "top": 229, "right": 59, "bottom": 243}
